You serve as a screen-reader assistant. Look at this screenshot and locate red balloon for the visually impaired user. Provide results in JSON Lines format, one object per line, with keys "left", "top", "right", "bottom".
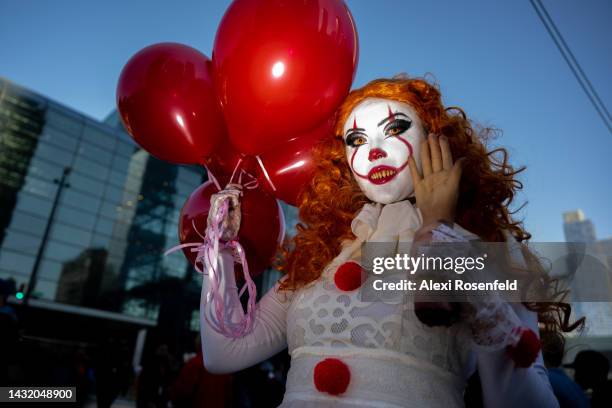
{"left": 213, "top": 0, "right": 358, "bottom": 155}
{"left": 204, "top": 143, "right": 249, "bottom": 188}
{"left": 179, "top": 181, "right": 284, "bottom": 278}
{"left": 117, "top": 43, "right": 226, "bottom": 164}
{"left": 257, "top": 118, "right": 333, "bottom": 206}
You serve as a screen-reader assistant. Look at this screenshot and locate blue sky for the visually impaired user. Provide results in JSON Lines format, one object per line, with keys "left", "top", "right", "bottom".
{"left": 1, "top": 0, "right": 610, "bottom": 241}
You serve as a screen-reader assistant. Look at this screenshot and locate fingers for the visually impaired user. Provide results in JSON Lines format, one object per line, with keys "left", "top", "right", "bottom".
{"left": 422, "top": 134, "right": 454, "bottom": 175}
{"left": 408, "top": 156, "right": 422, "bottom": 185}
{"left": 420, "top": 139, "right": 432, "bottom": 177}
{"left": 428, "top": 134, "right": 442, "bottom": 172}
{"left": 439, "top": 135, "right": 453, "bottom": 170}
{"left": 450, "top": 157, "right": 466, "bottom": 185}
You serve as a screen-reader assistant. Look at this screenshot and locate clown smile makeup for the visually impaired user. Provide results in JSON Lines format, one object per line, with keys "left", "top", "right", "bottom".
{"left": 343, "top": 98, "right": 426, "bottom": 204}
{"left": 368, "top": 165, "right": 399, "bottom": 184}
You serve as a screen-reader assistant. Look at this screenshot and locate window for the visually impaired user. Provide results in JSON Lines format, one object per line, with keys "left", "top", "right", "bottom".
{"left": 55, "top": 205, "right": 97, "bottom": 231}
{"left": 1, "top": 229, "right": 41, "bottom": 255}
{"left": 34, "top": 140, "right": 74, "bottom": 167}
{"left": 49, "top": 222, "right": 92, "bottom": 248}
{"left": 27, "top": 157, "right": 63, "bottom": 182}
{"left": 99, "top": 202, "right": 124, "bottom": 221}
{"left": 39, "top": 126, "right": 79, "bottom": 151}
{"left": 90, "top": 233, "right": 110, "bottom": 249}
{"left": 116, "top": 138, "right": 136, "bottom": 158}
{"left": 78, "top": 141, "right": 113, "bottom": 166}
{"left": 103, "top": 185, "right": 124, "bottom": 205}
{"left": 177, "top": 166, "right": 203, "bottom": 186}
{"left": 68, "top": 171, "right": 105, "bottom": 198}
{"left": 82, "top": 123, "right": 117, "bottom": 151}
{"left": 94, "top": 218, "right": 114, "bottom": 237}
{"left": 110, "top": 154, "right": 130, "bottom": 173}
{"left": 22, "top": 175, "right": 55, "bottom": 197}
{"left": 7, "top": 211, "right": 47, "bottom": 236}
{"left": 38, "top": 259, "right": 62, "bottom": 281}
{"left": 43, "top": 240, "right": 86, "bottom": 264}
{"left": 15, "top": 192, "right": 53, "bottom": 217}
{"left": 0, "top": 249, "right": 35, "bottom": 273}
{"left": 60, "top": 189, "right": 102, "bottom": 215}
{"left": 45, "top": 107, "right": 83, "bottom": 136}
{"left": 72, "top": 155, "right": 110, "bottom": 182}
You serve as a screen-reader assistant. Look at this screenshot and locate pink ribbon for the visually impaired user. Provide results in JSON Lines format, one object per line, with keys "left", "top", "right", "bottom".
{"left": 164, "top": 162, "right": 261, "bottom": 338}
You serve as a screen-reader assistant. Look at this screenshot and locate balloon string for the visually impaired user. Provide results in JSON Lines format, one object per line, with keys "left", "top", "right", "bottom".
{"left": 255, "top": 155, "right": 276, "bottom": 192}
{"left": 203, "top": 164, "right": 222, "bottom": 191}
{"left": 164, "top": 154, "right": 273, "bottom": 337}
{"left": 164, "top": 199, "right": 256, "bottom": 338}
{"left": 226, "top": 158, "right": 259, "bottom": 191}
{"left": 228, "top": 157, "right": 244, "bottom": 185}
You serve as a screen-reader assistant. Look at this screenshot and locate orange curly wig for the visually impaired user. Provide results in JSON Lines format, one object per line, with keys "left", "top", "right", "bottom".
{"left": 277, "top": 76, "right": 582, "bottom": 337}
{"left": 280, "top": 76, "right": 527, "bottom": 288}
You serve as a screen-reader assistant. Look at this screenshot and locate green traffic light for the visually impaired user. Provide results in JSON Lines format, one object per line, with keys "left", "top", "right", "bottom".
{"left": 16, "top": 292, "right": 24, "bottom": 300}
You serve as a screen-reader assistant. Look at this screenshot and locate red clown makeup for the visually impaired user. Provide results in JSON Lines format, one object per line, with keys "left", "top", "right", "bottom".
{"left": 343, "top": 98, "right": 426, "bottom": 204}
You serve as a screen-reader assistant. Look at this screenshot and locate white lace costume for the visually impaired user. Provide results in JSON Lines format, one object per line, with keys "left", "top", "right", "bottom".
{"left": 200, "top": 200, "right": 559, "bottom": 408}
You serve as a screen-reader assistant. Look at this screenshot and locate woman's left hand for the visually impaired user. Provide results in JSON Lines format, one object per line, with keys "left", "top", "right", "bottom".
{"left": 409, "top": 134, "right": 465, "bottom": 227}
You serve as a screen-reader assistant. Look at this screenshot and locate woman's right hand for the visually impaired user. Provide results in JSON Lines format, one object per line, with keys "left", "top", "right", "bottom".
{"left": 207, "top": 183, "right": 242, "bottom": 241}
{"left": 408, "top": 133, "right": 464, "bottom": 227}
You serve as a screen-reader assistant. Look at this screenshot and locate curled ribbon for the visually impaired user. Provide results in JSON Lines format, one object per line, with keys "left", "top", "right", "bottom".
{"left": 164, "top": 161, "right": 261, "bottom": 338}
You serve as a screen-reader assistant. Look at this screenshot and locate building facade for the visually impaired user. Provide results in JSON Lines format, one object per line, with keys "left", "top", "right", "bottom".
{"left": 0, "top": 78, "right": 205, "bottom": 326}
{"left": 0, "top": 78, "right": 302, "bottom": 393}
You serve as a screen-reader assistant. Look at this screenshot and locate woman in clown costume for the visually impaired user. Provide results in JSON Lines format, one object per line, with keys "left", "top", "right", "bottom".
{"left": 199, "top": 76, "right": 578, "bottom": 407}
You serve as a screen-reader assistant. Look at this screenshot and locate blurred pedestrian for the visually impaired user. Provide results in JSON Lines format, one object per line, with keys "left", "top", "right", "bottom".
{"left": 565, "top": 350, "right": 611, "bottom": 407}
{"left": 94, "top": 337, "right": 123, "bottom": 408}
{"left": 137, "top": 343, "right": 176, "bottom": 408}
{"left": 542, "top": 334, "right": 589, "bottom": 408}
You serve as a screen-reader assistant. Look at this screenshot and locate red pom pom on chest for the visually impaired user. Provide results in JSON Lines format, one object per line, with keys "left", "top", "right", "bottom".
{"left": 313, "top": 358, "right": 351, "bottom": 395}
{"left": 334, "top": 261, "right": 364, "bottom": 291}
{"left": 506, "top": 328, "right": 541, "bottom": 368}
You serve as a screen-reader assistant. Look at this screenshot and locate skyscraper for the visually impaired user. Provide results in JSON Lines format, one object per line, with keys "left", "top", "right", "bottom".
{"left": 563, "top": 209, "right": 596, "bottom": 243}
{"left": 562, "top": 209, "right": 612, "bottom": 336}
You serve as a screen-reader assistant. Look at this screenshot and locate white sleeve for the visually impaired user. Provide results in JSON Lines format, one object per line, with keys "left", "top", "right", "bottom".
{"left": 200, "top": 248, "right": 290, "bottom": 374}
{"left": 428, "top": 224, "right": 558, "bottom": 407}
{"left": 477, "top": 303, "right": 559, "bottom": 408}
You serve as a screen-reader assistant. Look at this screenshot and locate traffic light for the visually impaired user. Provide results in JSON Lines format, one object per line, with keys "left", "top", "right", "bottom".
{"left": 16, "top": 283, "right": 25, "bottom": 300}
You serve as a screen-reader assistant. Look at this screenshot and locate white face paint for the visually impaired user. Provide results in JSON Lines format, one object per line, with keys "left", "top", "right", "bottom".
{"left": 343, "top": 98, "right": 426, "bottom": 204}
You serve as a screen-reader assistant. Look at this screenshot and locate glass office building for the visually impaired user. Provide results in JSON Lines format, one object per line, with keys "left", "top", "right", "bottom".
{"left": 0, "top": 77, "right": 205, "bottom": 325}
{"left": 0, "top": 78, "right": 301, "bottom": 381}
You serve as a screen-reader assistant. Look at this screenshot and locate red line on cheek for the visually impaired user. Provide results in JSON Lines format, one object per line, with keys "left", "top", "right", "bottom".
{"left": 350, "top": 147, "right": 369, "bottom": 179}
{"left": 395, "top": 136, "right": 414, "bottom": 173}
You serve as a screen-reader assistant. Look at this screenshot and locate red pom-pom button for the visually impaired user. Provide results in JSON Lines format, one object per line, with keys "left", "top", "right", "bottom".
{"left": 313, "top": 358, "right": 351, "bottom": 395}
{"left": 506, "top": 328, "right": 541, "bottom": 367}
{"left": 334, "top": 261, "right": 364, "bottom": 291}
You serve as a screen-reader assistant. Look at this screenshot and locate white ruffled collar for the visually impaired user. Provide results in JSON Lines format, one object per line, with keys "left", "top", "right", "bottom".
{"left": 350, "top": 200, "right": 423, "bottom": 242}
{"left": 326, "top": 200, "right": 526, "bottom": 278}
{"left": 323, "top": 200, "right": 425, "bottom": 277}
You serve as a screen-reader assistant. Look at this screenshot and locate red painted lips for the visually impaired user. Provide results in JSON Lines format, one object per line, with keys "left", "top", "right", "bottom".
{"left": 367, "top": 165, "right": 398, "bottom": 184}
